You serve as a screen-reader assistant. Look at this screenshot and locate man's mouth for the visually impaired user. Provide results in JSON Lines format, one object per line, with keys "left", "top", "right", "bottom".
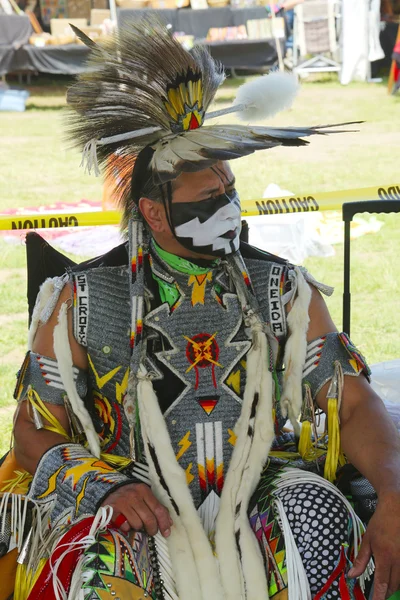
{"left": 221, "top": 229, "right": 237, "bottom": 240}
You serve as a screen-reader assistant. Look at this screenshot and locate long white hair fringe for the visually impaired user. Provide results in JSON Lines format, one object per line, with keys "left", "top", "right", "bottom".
{"left": 53, "top": 302, "right": 100, "bottom": 458}
{"left": 137, "top": 365, "right": 224, "bottom": 600}
{"left": 28, "top": 275, "right": 68, "bottom": 351}
{"left": 215, "top": 315, "right": 273, "bottom": 600}
{"left": 280, "top": 267, "right": 312, "bottom": 435}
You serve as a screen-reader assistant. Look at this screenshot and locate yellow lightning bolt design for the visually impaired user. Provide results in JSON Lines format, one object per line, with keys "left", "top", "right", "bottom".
{"left": 63, "top": 458, "right": 115, "bottom": 489}
{"left": 116, "top": 368, "right": 129, "bottom": 404}
{"left": 183, "top": 335, "right": 202, "bottom": 351}
{"left": 188, "top": 272, "right": 212, "bottom": 306}
{"left": 228, "top": 428, "right": 237, "bottom": 446}
{"left": 39, "top": 456, "right": 115, "bottom": 501}
{"left": 88, "top": 354, "right": 122, "bottom": 390}
{"left": 176, "top": 431, "right": 192, "bottom": 461}
{"left": 186, "top": 352, "right": 222, "bottom": 373}
{"left": 349, "top": 358, "right": 361, "bottom": 373}
{"left": 184, "top": 332, "right": 223, "bottom": 373}
{"left": 226, "top": 369, "right": 241, "bottom": 395}
{"left": 185, "top": 463, "right": 194, "bottom": 485}
{"left": 37, "top": 464, "right": 66, "bottom": 499}
{"left": 75, "top": 476, "right": 89, "bottom": 513}
{"left": 184, "top": 332, "right": 217, "bottom": 352}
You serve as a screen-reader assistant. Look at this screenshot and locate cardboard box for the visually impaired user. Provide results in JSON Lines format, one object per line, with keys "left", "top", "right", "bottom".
{"left": 246, "top": 18, "right": 272, "bottom": 40}
{"left": 149, "top": 0, "right": 189, "bottom": 7}
{"left": 246, "top": 16, "right": 285, "bottom": 40}
{"left": 116, "top": 0, "right": 149, "bottom": 7}
{"left": 50, "top": 18, "right": 87, "bottom": 36}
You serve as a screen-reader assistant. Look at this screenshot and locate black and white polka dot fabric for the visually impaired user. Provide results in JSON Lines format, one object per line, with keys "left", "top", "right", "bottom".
{"left": 276, "top": 482, "right": 349, "bottom": 598}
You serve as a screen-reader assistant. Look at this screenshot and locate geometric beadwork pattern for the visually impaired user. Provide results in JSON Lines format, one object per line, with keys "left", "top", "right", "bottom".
{"left": 82, "top": 529, "right": 158, "bottom": 599}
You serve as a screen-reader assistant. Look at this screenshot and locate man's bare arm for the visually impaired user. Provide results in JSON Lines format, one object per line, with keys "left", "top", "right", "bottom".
{"left": 307, "top": 286, "right": 400, "bottom": 496}
{"left": 280, "top": 0, "right": 304, "bottom": 11}
{"left": 308, "top": 286, "right": 400, "bottom": 598}
{"left": 13, "top": 282, "right": 172, "bottom": 537}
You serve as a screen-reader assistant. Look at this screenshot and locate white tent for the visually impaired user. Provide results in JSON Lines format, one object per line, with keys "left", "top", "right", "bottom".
{"left": 340, "top": 0, "right": 385, "bottom": 84}
{"left": 293, "top": 0, "right": 385, "bottom": 83}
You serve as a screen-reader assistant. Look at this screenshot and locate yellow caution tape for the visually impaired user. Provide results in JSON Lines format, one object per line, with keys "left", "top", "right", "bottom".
{"left": 0, "top": 210, "right": 120, "bottom": 231}
{"left": 241, "top": 183, "right": 400, "bottom": 216}
{"left": 1, "top": 184, "right": 399, "bottom": 231}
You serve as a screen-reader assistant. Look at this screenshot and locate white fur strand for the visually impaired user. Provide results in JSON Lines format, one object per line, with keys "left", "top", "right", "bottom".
{"left": 137, "top": 367, "right": 224, "bottom": 600}
{"left": 234, "top": 72, "right": 299, "bottom": 122}
{"left": 280, "top": 268, "right": 312, "bottom": 432}
{"left": 53, "top": 302, "right": 101, "bottom": 458}
{"left": 28, "top": 276, "right": 67, "bottom": 351}
{"left": 235, "top": 326, "right": 273, "bottom": 599}
{"left": 215, "top": 320, "right": 272, "bottom": 600}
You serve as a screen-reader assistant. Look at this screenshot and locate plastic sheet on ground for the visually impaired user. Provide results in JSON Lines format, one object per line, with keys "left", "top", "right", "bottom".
{"left": 370, "top": 360, "right": 400, "bottom": 405}
{"left": 246, "top": 183, "right": 383, "bottom": 264}
{"left": 0, "top": 200, "right": 123, "bottom": 258}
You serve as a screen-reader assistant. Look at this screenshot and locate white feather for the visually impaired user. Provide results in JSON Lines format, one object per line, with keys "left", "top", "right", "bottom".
{"left": 234, "top": 72, "right": 299, "bottom": 122}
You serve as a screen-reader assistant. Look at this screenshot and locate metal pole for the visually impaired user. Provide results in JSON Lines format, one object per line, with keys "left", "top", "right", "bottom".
{"left": 342, "top": 218, "right": 351, "bottom": 336}
{"left": 109, "top": 0, "right": 118, "bottom": 28}
{"left": 269, "top": 0, "right": 285, "bottom": 71}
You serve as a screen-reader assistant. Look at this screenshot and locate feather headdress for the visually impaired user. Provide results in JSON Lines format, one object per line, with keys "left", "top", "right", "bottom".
{"left": 67, "top": 16, "right": 359, "bottom": 219}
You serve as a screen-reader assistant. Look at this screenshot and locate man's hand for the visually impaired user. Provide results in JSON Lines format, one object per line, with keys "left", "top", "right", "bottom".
{"left": 349, "top": 492, "right": 400, "bottom": 599}
{"left": 102, "top": 483, "right": 173, "bottom": 538}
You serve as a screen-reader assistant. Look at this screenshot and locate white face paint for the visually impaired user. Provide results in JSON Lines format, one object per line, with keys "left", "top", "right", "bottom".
{"left": 170, "top": 192, "right": 242, "bottom": 256}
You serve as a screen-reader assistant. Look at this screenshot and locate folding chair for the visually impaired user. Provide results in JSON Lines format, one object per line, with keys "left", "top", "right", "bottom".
{"left": 342, "top": 199, "right": 400, "bottom": 336}
{"left": 293, "top": 0, "right": 341, "bottom": 76}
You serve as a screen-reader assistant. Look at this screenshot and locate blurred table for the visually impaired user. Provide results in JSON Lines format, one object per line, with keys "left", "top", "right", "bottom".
{"left": 0, "top": 14, "right": 32, "bottom": 47}
{"left": 0, "top": 13, "right": 33, "bottom": 76}
{"left": 4, "top": 44, "right": 90, "bottom": 75}
{"left": 204, "top": 38, "right": 284, "bottom": 70}
{"left": 118, "top": 6, "right": 269, "bottom": 38}
{"left": 3, "top": 38, "right": 280, "bottom": 74}
{"left": 1, "top": 7, "right": 282, "bottom": 76}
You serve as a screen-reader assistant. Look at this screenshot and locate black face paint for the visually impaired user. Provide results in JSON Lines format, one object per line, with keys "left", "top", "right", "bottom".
{"left": 169, "top": 191, "right": 242, "bottom": 257}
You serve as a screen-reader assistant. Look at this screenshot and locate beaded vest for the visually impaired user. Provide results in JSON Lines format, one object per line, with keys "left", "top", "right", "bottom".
{"left": 72, "top": 243, "right": 290, "bottom": 509}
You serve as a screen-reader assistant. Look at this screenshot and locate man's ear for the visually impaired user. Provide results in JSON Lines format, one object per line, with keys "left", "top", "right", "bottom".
{"left": 138, "top": 198, "right": 167, "bottom": 233}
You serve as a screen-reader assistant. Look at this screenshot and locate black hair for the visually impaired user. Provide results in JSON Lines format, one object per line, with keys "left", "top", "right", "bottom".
{"left": 130, "top": 146, "right": 160, "bottom": 205}
{"left": 130, "top": 145, "right": 175, "bottom": 233}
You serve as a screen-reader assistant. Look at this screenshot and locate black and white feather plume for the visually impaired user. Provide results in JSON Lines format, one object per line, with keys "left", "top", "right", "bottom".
{"left": 66, "top": 16, "right": 361, "bottom": 208}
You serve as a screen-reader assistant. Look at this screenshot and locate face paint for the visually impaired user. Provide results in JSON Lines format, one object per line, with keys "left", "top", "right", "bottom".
{"left": 170, "top": 191, "right": 242, "bottom": 257}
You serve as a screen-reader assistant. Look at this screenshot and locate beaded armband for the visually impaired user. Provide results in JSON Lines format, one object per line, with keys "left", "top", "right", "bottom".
{"left": 302, "top": 331, "right": 371, "bottom": 401}
{"left": 28, "top": 443, "right": 134, "bottom": 526}
{"left": 300, "top": 332, "right": 371, "bottom": 482}
{"left": 14, "top": 351, "right": 88, "bottom": 434}
{"left": 14, "top": 351, "right": 87, "bottom": 406}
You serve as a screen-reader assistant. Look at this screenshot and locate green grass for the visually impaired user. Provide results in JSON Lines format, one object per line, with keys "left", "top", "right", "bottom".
{"left": 0, "top": 241, "right": 28, "bottom": 417}
{"left": 0, "top": 237, "right": 88, "bottom": 454}
{"left": 0, "top": 75, "right": 399, "bottom": 456}
{"left": 304, "top": 213, "right": 400, "bottom": 364}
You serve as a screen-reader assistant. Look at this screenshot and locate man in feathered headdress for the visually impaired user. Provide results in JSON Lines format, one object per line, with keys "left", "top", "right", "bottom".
{"left": 2, "top": 17, "right": 400, "bottom": 600}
